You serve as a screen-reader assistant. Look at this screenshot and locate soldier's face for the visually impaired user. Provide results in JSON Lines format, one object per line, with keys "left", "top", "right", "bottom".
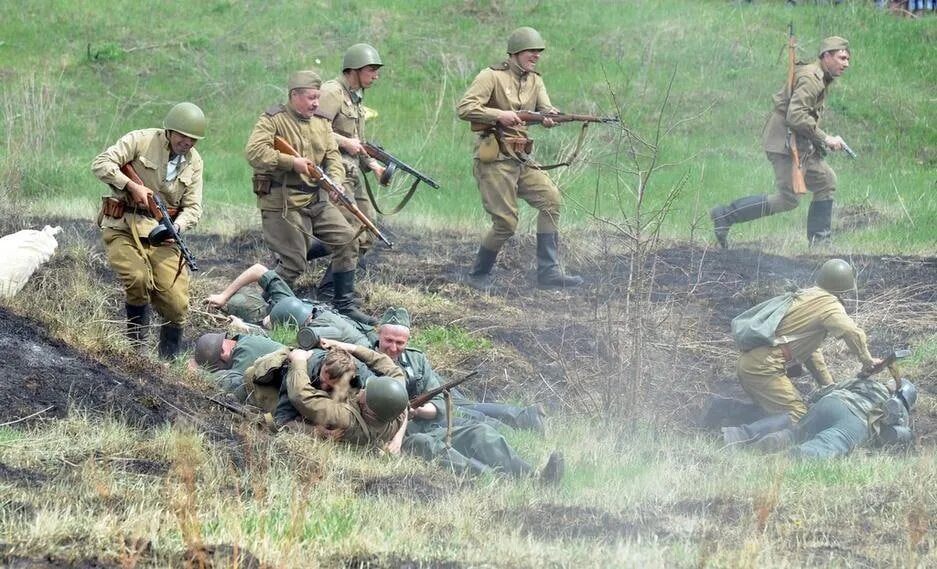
{"left": 168, "top": 131, "right": 197, "bottom": 155}
{"left": 357, "top": 65, "right": 381, "bottom": 89}
{"left": 290, "top": 88, "right": 321, "bottom": 118}
{"left": 513, "top": 49, "right": 543, "bottom": 73}
{"left": 378, "top": 325, "right": 410, "bottom": 361}
{"left": 821, "top": 50, "right": 850, "bottom": 77}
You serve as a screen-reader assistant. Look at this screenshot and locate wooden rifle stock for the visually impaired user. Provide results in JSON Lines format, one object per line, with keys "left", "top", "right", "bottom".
{"left": 409, "top": 372, "right": 476, "bottom": 409}
{"left": 470, "top": 110, "right": 620, "bottom": 132}
{"left": 787, "top": 23, "right": 808, "bottom": 196}
{"left": 273, "top": 136, "right": 393, "bottom": 248}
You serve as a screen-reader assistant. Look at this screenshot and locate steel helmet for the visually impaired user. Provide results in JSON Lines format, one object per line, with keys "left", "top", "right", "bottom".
{"left": 194, "top": 333, "right": 226, "bottom": 371}
{"left": 897, "top": 379, "right": 918, "bottom": 411}
{"left": 163, "top": 102, "right": 206, "bottom": 140}
{"left": 363, "top": 376, "right": 408, "bottom": 422}
{"left": 343, "top": 43, "right": 383, "bottom": 71}
{"left": 268, "top": 297, "right": 313, "bottom": 327}
{"left": 816, "top": 258, "right": 856, "bottom": 295}
{"left": 507, "top": 27, "right": 546, "bottom": 55}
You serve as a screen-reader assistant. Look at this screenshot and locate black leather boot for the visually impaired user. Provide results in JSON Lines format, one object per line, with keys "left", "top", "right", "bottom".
{"left": 722, "top": 413, "right": 792, "bottom": 445}
{"left": 332, "top": 270, "right": 376, "bottom": 326}
{"left": 306, "top": 237, "right": 330, "bottom": 261}
{"left": 158, "top": 323, "right": 184, "bottom": 360}
{"left": 807, "top": 200, "right": 833, "bottom": 246}
{"left": 709, "top": 195, "right": 771, "bottom": 249}
{"left": 126, "top": 303, "right": 150, "bottom": 346}
{"left": 536, "top": 233, "right": 583, "bottom": 288}
{"left": 317, "top": 261, "right": 335, "bottom": 302}
{"left": 465, "top": 246, "right": 498, "bottom": 290}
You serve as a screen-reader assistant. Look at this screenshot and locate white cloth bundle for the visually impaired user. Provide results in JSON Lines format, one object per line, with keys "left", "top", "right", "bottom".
{"left": 0, "top": 225, "right": 63, "bottom": 299}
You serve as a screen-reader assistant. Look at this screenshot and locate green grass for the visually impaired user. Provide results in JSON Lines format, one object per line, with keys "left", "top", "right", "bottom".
{"left": 410, "top": 324, "right": 492, "bottom": 352}
{"left": 1, "top": 0, "right": 934, "bottom": 251}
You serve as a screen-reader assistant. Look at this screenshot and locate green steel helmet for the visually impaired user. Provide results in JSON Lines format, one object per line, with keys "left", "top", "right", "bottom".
{"left": 507, "top": 26, "right": 546, "bottom": 55}
{"left": 163, "top": 102, "right": 206, "bottom": 139}
{"left": 268, "top": 297, "right": 313, "bottom": 327}
{"left": 343, "top": 43, "right": 383, "bottom": 71}
{"left": 194, "top": 333, "right": 226, "bottom": 371}
{"left": 816, "top": 258, "right": 856, "bottom": 295}
{"left": 364, "top": 376, "right": 408, "bottom": 422}
{"left": 898, "top": 379, "right": 918, "bottom": 411}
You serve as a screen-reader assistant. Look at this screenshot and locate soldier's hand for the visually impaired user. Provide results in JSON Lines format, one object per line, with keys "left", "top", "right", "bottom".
{"left": 227, "top": 316, "right": 250, "bottom": 333}
{"left": 372, "top": 164, "right": 388, "bottom": 185}
{"left": 288, "top": 349, "right": 313, "bottom": 363}
{"left": 824, "top": 135, "right": 846, "bottom": 152}
{"left": 204, "top": 294, "right": 227, "bottom": 309}
{"left": 127, "top": 181, "right": 152, "bottom": 206}
{"left": 384, "top": 438, "right": 402, "bottom": 455}
{"left": 542, "top": 117, "right": 557, "bottom": 128}
{"left": 341, "top": 137, "right": 366, "bottom": 156}
{"left": 292, "top": 156, "right": 314, "bottom": 175}
{"left": 497, "top": 110, "right": 522, "bottom": 127}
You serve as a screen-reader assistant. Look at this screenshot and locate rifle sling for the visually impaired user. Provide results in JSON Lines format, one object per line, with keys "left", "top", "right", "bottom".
{"left": 362, "top": 173, "right": 422, "bottom": 216}
{"left": 498, "top": 122, "right": 591, "bottom": 171}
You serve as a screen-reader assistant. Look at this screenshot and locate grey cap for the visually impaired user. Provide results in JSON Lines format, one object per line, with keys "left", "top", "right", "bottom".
{"left": 379, "top": 306, "right": 411, "bottom": 328}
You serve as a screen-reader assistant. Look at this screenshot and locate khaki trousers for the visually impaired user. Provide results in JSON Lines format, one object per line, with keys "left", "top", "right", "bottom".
{"left": 765, "top": 151, "right": 837, "bottom": 214}
{"left": 473, "top": 158, "right": 562, "bottom": 252}
{"left": 340, "top": 155, "right": 375, "bottom": 255}
{"left": 737, "top": 345, "right": 808, "bottom": 421}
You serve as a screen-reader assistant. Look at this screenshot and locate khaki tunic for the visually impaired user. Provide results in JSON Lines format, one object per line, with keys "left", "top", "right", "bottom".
{"left": 761, "top": 61, "right": 837, "bottom": 212}
{"left": 318, "top": 76, "right": 381, "bottom": 254}
{"left": 244, "top": 104, "right": 356, "bottom": 282}
{"left": 284, "top": 345, "right": 405, "bottom": 446}
{"left": 737, "top": 287, "right": 875, "bottom": 421}
{"left": 457, "top": 60, "right": 562, "bottom": 251}
{"left": 91, "top": 128, "right": 203, "bottom": 323}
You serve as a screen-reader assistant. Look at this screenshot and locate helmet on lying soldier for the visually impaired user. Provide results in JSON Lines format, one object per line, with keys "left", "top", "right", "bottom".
{"left": 269, "top": 297, "right": 313, "bottom": 327}
{"left": 363, "top": 376, "right": 408, "bottom": 422}
{"left": 816, "top": 258, "right": 856, "bottom": 295}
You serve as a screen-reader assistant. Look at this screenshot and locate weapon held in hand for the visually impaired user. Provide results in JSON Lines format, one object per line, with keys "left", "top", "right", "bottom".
{"left": 120, "top": 163, "right": 198, "bottom": 272}
{"left": 786, "top": 22, "right": 808, "bottom": 196}
{"left": 409, "top": 372, "right": 477, "bottom": 409}
{"left": 840, "top": 140, "right": 857, "bottom": 160}
{"left": 362, "top": 141, "right": 439, "bottom": 189}
{"left": 857, "top": 348, "right": 912, "bottom": 380}
{"left": 471, "top": 110, "right": 620, "bottom": 132}
{"left": 273, "top": 135, "right": 393, "bottom": 248}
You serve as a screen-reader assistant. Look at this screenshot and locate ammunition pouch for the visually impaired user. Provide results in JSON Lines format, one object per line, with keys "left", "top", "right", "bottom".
{"left": 477, "top": 133, "right": 500, "bottom": 163}
{"left": 101, "top": 196, "right": 126, "bottom": 219}
{"left": 252, "top": 173, "right": 272, "bottom": 196}
{"left": 501, "top": 135, "right": 533, "bottom": 155}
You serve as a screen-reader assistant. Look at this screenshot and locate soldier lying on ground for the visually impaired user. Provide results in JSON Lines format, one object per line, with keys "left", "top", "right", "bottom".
{"left": 376, "top": 307, "right": 546, "bottom": 433}
{"left": 375, "top": 307, "right": 563, "bottom": 482}
{"left": 723, "top": 376, "right": 918, "bottom": 459}
{"left": 204, "top": 263, "right": 372, "bottom": 346}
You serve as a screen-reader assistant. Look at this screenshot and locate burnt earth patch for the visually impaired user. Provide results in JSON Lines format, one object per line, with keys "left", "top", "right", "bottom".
{"left": 357, "top": 474, "right": 452, "bottom": 502}
{"left": 496, "top": 503, "right": 668, "bottom": 543}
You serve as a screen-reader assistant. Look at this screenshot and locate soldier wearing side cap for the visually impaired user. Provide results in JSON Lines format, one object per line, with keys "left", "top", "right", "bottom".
{"left": 312, "top": 43, "right": 387, "bottom": 299}
{"left": 711, "top": 36, "right": 853, "bottom": 248}
{"left": 457, "top": 27, "right": 583, "bottom": 291}
{"left": 92, "top": 102, "right": 207, "bottom": 359}
{"left": 245, "top": 70, "right": 374, "bottom": 325}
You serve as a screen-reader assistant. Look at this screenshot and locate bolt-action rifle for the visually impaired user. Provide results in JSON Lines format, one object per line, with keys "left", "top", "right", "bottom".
{"left": 273, "top": 136, "right": 393, "bottom": 248}
{"left": 471, "top": 110, "right": 620, "bottom": 132}
{"left": 120, "top": 163, "right": 198, "bottom": 272}
{"left": 409, "top": 372, "right": 476, "bottom": 409}
{"left": 786, "top": 23, "right": 808, "bottom": 196}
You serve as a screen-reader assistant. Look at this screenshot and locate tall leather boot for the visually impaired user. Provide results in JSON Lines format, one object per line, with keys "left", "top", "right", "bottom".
{"left": 317, "top": 261, "right": 335, "bottom": 302}
{"left": 305, "top": 238, "right": 330, "bottom": 261}
{"left": 722, "top": 413, "right": 792, "bottom": 446}
{"left": 465, "top": 246, "right": 498, "bottom": 291}
{"left": 332, "top": 270, "right": 376, "bottom": 326}
{"left": 709, "top": 195, "right": 771, "bottom": 249}
{"left": 807, "top": 200, "right": 833, "bottom": 246}
{"left": 158, "top": 323, "right": 184, "bottom": 360}
{"left": 536, "top": 233, "right": 583, "bottom": 288}
{"left": 126, "top": 303, "right": 150, "bottom": 346}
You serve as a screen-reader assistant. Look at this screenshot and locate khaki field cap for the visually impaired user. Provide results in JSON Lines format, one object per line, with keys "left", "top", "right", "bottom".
{"left": 194, "top": 333, "right": 226, "bottom": 371}
{"left": 818, "top": 36, "right": 849, "bottom": 57}
{"left": 816, "top": 258, "right": 856, "bottom": 295}
{"left": 507, "top": 26, "right": 546, "bottom": 55}
{"left": 343, "top": 43, "right": 383, "bottom": 71}
{"left": 163, "top": 102, "right": 206, "bottom": 139}
{"left": 288, "top": 70, "right": 322, "bottom": 92}
{"left": 379, "top": 306, "right": 411, "bottom": 329}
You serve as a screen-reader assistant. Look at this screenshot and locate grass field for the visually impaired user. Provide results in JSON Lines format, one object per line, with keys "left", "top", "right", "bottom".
{"left": 2, "top": 1, "right": 937, "bottom": 568}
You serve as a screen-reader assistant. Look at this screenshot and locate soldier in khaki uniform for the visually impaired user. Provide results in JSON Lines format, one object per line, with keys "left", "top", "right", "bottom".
{"left": 457, "top": 27, "right": 582, "bottom": 290}
{"left": 711, "top": 37, "right": 853, "bottom": 248}
{"left": 313, "top": 44, "right": 387, "bottom": 298}
{"left": 727, "top": 259, "right": 882, "bottom": 442}
{"left": 91, "top": 102, "right": 206, "bottom": 359}
{"left": 245, "top": 71, "right": 374, "bottom": 325}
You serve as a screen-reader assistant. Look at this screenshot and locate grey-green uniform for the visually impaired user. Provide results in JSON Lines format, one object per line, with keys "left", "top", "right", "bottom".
{"left": 244, "top": 75, "right": 355, "bottom": 285}
{"left": 711, "top": 36, "right": 849, "bottom": 247}
{"left": 276, "top": 345, "right": 406, "bottom": 446}
{"left": 457, "top": 27, "right": 582, "bottom": 289}
{"left": 737, "top": 286, "right": 874, "bottom": 421}
{"left": 210, "top": 334, "right": 285, "bottom": 402}
{"left": 318, "top": 75, "right": 382, "bottom": 255}
{"left": 396, "top": 347, "right": 535, "bottom": 477}
{"left": 91, "top": 102, "right": 205, "bottom": 358}
{"left": 223, "top": 268, "right": 373, "bottom": 346}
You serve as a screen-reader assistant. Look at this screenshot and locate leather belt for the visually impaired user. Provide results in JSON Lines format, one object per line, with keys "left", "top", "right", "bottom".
{"left": 779, "top": 344, "right": 794, "bottom": 362}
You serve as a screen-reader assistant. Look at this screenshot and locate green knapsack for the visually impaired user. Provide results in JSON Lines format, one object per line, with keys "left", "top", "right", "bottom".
{"left": 730, "top": 292, "right": 797, "bottom": 352}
